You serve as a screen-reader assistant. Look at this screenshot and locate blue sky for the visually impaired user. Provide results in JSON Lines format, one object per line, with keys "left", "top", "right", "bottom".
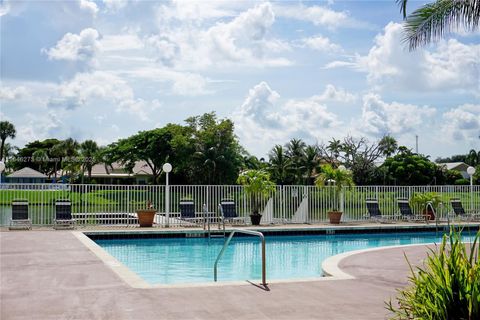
{"left": 1, "top": 0, "right": 479, "bottom": 159}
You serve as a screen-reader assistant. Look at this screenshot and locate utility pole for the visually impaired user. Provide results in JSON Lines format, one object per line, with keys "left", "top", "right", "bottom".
{"left": 415, "top": 135, "right": 418, "bottom": 154}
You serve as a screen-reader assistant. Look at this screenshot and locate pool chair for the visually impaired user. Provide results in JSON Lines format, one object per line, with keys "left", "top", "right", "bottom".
{"left": 218, "top": 199, "right": 246, "bottom": 231}
{"left": 450, "top": 198, "right": 480, "bottom": 221}
{"left": 365, "top": 198, "right": 397, "bottom": 222}
{"left": 9, "top": 199, "right": 31, "bottom": 230}
{"left": 54, "top": 199, "right": 75, "bottom": 230}
{"left": 397, "top": 198, "right": 428, "bottom": 222}
{"left": 179, "top": 200, "right": 203, "bottom": 226}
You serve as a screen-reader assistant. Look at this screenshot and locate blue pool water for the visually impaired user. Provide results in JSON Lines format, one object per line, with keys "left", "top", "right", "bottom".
{"left": 94, "top": 231, "right": 477, "bottom": 285}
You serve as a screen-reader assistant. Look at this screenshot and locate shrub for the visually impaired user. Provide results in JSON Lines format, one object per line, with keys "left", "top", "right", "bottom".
{"left": 387, "top": 230, "right": 480, "bottom": 320}
{"left": 454, "top": 178, "right": 470, "bottom": 185}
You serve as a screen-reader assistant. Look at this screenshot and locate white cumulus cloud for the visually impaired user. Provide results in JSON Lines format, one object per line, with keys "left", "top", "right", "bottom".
{"left": 44, "top": 28, "right": 101, "bottom": 65}
{"left": 301, "top": 35, "right": 342, "bottom": 53}
{"left": 79, "top": 0, "right": 98, "bottom": 16}
{"left": 0, "top": 86, "right": 29, "bottom": 101}
{"left": 46, "top": 71, "right": 159, "bottom": 121}
{"left": 274, "top": 4, "right": 348, "bottom": 29}
{"left": 151, "top": 2, "right": 292, "bottom": 70}
{"left": 102, "top": 0, "right": 128, "bottom": 12}
{"left": 326, "top": 22, "right": 480, "bottom": 94}
{"left": 442, "top": 104, "right": 480, "bottom": 141}
{"left": 358, "top": 93, "right": 436, "bottom": 137}
{"left": 233, "top": 82, "right": 343, "bottom": 155}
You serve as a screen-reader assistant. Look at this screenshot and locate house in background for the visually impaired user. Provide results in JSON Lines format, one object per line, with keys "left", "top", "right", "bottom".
{"left": 6, "top": 167, "right": 48, "bottom": 183}
{"left": 437, "top": 162, "right": 471, "bottom": 179}
{"left": 88, "top": 161, "right": 154, "bottom": 184}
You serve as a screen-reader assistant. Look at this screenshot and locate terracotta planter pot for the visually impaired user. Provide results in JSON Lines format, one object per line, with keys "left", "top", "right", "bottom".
{"left": 136, "top": 209, "right": 157, "bottom": 227}
{"left": 423, "top": 209, "right": 435, "bottom": 221}
{"left": 328, "top": 211, "right": 343, "bottom": 224}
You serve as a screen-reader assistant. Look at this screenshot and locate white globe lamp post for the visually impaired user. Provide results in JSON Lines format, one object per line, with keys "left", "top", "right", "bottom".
{"left": 467, "top": 166, "right": 476, "bottom": 211}
{"left": 163, "top": 163, "right": 173, "bottom": 227}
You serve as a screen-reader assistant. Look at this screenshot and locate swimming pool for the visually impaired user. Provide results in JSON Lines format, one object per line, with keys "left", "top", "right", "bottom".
{"left": 94, "top": 231, "right": 477, "bottom": 285}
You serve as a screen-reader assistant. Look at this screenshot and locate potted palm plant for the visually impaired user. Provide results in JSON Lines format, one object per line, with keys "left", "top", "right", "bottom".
{"left": 410, "top": 192, "right": 441, "bottom": 220}
{"left": 315, "top": 164, "right": 354, "bottom": 224}
{"left": 237, "top": 169, "right": 276, "bottom": 225}
{"left": 136, "top": 200, "right": 157, "bottom": 227}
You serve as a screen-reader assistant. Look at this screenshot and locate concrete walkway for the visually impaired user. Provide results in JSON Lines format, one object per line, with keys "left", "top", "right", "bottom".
{"left": 1, "top": 231, "right": 433, "bottom": 320}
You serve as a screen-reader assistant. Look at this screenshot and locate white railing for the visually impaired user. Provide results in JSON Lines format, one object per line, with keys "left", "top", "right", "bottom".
{"left": 0, "top": 183, "right": 478, "bottom": 227}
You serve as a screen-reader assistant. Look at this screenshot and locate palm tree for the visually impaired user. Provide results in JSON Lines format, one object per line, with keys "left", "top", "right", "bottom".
{"left": 286, "top": 138, "right": 306, "bottom": 184}
{"left": 193, "top": 143, "right": 225, "bottom": 185}
{"left": 302, "top": 145, "right": 321, "bottom": 185}
{"left": 80, "top": 140, "right": 100, "bottom": 182}
{"left": 397, "top": 0, "right": 480, "bottom": 50}
{"left": 379, "top": 135, "right": 398, "bottom": 158}
{"left": 315, "top": 164, "right": 354, "bottom": 211}
{"left": 0, "top": 121, "right": 16, "bottom": 161}
{"left": 32, "top": 150, "right": 49, "bottom": 174}
{"left": 50, "top": 143, "right": 65, "bottom": 182}
{"left": 2, "top": 143, "right": 18, "bottom": 163}
{"left": 50, "top": 138, "right": 79, "bottom": 182}
{"left": 466, "top": 148, "right": 479, "bottom": 166}
{"left": 327, "top": 138, "right": 342, "bottom": 162}
{"left": 268, "top": 145, "right": 291, "bottom": 185}
{"left": 237, "top": 169, "right": 276, "bottom": 215}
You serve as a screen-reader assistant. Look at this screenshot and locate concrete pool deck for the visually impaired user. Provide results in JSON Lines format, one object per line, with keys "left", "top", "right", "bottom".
{"left": 1, "top": 229, "right": 461, "bottom": 320}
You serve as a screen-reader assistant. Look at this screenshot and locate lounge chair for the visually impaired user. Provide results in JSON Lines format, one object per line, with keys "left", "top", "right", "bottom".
{"left": 365, "top": 198, "right": 397, "bottom": 222}
{"left": 179, "top": 200, "right": 203, "bottom": 226}
{"left": 450, "top": 198, "right": 480, "bottom": 221}
{"left": 397, "top": 198, "right": 428, "bottom": 222}
{"left": 54, "top": 199, "right": 75, "bottom": 229}
{"left": 218, "top": 199, "right": 246, "bottom": 230}
{"left": 9, "top": 199, "right": 31, "bottom": 230}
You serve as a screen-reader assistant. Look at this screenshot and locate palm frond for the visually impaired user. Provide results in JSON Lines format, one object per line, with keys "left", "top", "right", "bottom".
{"left": 404, "top": 0, "right": 480, "bottom": 50}
{"left": 396, "top": 0, "right": 409, "bottom": 19}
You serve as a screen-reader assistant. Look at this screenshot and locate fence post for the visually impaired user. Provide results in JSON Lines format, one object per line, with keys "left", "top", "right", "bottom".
{"left": 340, "top": 186, "right": 344, "bottom": 216}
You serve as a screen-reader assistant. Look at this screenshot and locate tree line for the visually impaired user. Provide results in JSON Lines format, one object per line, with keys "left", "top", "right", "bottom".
{"left": 1, "top": 115, "right": 479, "bottom": 185}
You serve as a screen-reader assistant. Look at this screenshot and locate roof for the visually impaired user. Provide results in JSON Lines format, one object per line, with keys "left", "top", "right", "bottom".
{"left": 7, "top": 167, "right": 48, "bottom": 179}
{"left": 438, "top": 162, "right": 469, "bottom": 171}
{"left": 88, "top": 161, "right": 154, "bottom": 177}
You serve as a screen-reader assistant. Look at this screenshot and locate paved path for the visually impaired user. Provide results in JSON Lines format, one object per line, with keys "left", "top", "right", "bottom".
{"left": 1, "top": 231, "right": 433, "bottom": 320}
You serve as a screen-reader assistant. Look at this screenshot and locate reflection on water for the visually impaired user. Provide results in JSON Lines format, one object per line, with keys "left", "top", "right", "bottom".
{"left": 95, "top": 232, "right": 476, "bottom": 284}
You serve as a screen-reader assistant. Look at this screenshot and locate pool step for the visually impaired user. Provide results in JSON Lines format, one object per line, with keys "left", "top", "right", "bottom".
{"left": 209, "top": 233, "right": 225, "bottom": 238}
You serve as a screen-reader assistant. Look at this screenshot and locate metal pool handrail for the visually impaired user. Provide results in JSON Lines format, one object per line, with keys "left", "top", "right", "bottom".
{"left": 214, "top": 229, "right": 266, "bottom": 286}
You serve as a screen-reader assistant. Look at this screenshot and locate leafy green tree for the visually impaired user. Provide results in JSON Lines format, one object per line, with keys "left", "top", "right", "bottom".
{"left": 14, "top": 139, "right": 60, "bottom": 176}
{"left": 187, "top": 113, "right": 243, "bottom": 184}
{"left": 0, "top": 121, "right": 16, "bottom": 161}
{"left": 436, "top": 153, "right": 467, "bottom": 163}
{"left": 106, "top": 124, "right": 193, "bottom": 184}
{"left": 398, "top": 0, "right": 480, "bottom": 50}
{"left": 444, "top": 169, "right": 464, "bottom": 184}
{"left": 382, "top": 147, "right": 439, "bottom": 185}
